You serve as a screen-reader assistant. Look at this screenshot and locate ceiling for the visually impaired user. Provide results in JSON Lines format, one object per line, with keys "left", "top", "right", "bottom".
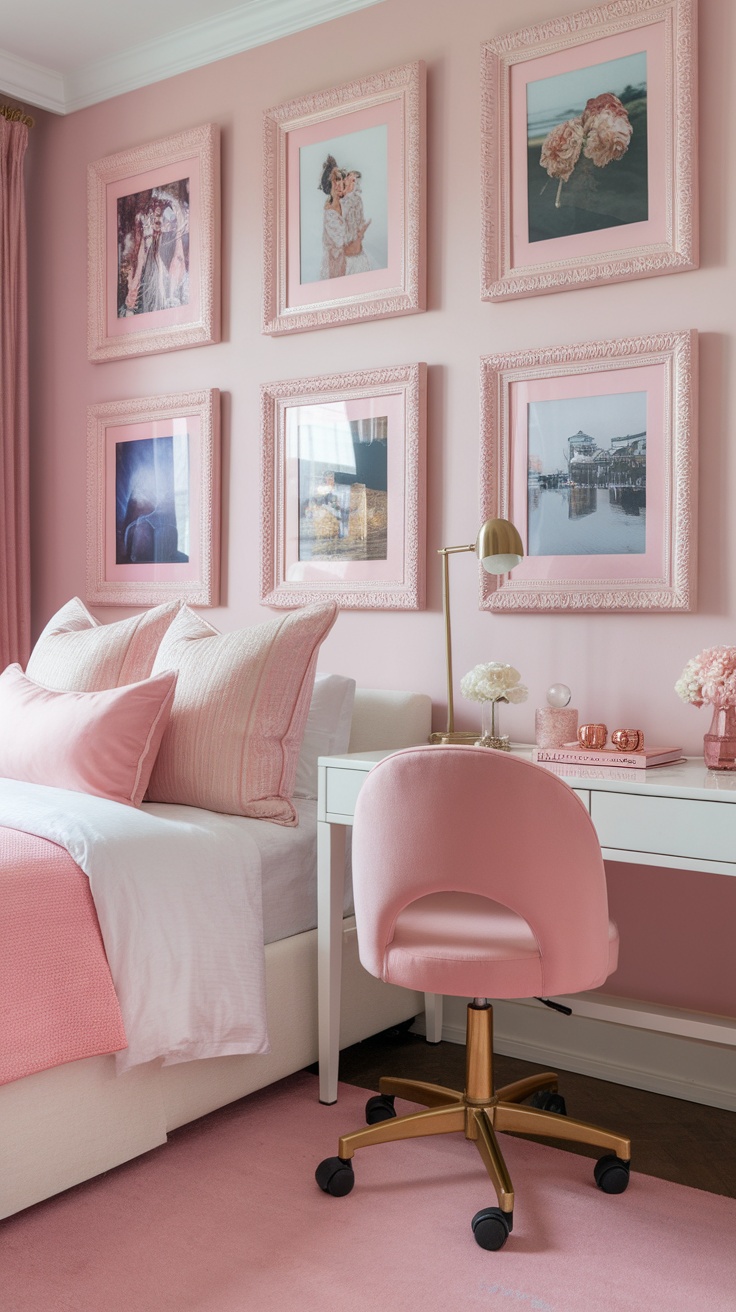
{"left": 0, "top": 0, "right": 384, "bottom": 116}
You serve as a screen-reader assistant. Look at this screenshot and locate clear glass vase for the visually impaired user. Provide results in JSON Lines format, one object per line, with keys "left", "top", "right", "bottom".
{"left": 476, "top": 698, "right": 510, "bottom": 751}
{"left": 703, "top": 704, "right": 736, "bottom": 771}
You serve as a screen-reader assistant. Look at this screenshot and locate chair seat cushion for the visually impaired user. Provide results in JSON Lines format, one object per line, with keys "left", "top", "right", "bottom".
{"left": 381, "top": 891, "right": 619, "bottom": 998}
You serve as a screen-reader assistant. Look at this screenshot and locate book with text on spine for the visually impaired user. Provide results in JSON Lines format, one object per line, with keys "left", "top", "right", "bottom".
{"left": 533, "top": 743, "right": 684, "bottom": 769}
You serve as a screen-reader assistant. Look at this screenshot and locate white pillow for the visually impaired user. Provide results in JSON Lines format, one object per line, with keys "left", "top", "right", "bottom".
{"left": 293, "top": 674, "right": 356, "bottom": 799}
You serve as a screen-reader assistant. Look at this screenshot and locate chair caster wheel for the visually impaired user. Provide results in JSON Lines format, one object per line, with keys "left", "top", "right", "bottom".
{"left": 594, "top": 1153, "right": 630, "bottom": 1194}
{"left": 530, "top": 1090, "right": 567, "bottom": 1115}
{"left": 315, "top": 1156, "right": 355, "bottom": 1197}
{"left": 365, "top": 1094, "right": 396, "bottom": 1124}
{"left": 471, "top": 1207, "right": 513, "bottom": 1250}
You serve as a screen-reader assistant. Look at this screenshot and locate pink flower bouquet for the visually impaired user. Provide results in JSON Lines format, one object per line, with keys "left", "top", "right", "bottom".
{"left": 540, "top": 92, "right": 633, "bottom": 209}
{"left": 675, "top": 647, "right": 736, "bottom": 709}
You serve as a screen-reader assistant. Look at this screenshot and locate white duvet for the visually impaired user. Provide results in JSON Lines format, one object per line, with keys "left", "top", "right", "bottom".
{"left": 0, "top": 779, "right": 270, "bottom": 1073}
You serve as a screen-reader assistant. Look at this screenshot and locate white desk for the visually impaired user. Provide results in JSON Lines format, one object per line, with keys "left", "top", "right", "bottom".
{"left": 317, "top": 748, "right": 736, "bottom": 1104}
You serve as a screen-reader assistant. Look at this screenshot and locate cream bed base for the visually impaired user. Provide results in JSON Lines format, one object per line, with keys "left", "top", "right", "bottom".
{"left": 0, "top": 689, "right": 431, "bottom": 1219}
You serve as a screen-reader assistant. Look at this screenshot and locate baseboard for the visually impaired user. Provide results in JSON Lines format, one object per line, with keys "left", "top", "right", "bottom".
{"left": 414, "top": 995, "right": 736, "bottom": 1112}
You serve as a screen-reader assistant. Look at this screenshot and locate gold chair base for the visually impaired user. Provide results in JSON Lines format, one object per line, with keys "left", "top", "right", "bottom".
{"left": 334, "top": 1003, "right": 631, "bottom": 1219}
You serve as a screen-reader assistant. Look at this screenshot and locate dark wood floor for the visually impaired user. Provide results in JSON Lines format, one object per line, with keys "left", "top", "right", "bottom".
{"left": 309, "top": 1021, "right": 736, "bottom": 1199}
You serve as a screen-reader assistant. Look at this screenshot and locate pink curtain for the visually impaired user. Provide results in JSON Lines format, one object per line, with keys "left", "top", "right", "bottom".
{"left": 0, "top": 118, "right": 30, "bottom": 669}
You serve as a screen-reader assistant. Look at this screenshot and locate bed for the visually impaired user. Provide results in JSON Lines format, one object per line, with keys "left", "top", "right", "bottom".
{"left": 0, "top": 599, "right": 432, "bottom": 1219}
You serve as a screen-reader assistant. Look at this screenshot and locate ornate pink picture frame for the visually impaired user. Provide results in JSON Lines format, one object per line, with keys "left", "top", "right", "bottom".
{"left": 88, "top": 124, "right": 220, "bottom": 361}
{"left": 481, "top": 0, "right": 698, "bottom": 301}
{"left": 480, "top": 331, "right": 697, "bottom": 611}
{"left": 87, "top": 390, "right": 221, "bottom": 607}
{"left": 261, "top": 364, "right": 426, "bottom": 608}
{"left": 262, "top": 62, "right": 425, "bottom": 335}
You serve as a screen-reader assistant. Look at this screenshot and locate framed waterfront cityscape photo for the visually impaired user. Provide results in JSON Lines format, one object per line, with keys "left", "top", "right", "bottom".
{"left": 260, "top": 364, "right": 426, "bottom": 608}
{"left": 479, "top": 332, "right": 697, "bottom": 611}
{"left": 481, "top": 0, "right": 698, "bottom": 300}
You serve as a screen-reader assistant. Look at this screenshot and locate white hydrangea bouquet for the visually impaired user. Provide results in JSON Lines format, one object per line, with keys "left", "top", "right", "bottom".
{"left": 460, "top": 662, "right": 528, "bottom": 750}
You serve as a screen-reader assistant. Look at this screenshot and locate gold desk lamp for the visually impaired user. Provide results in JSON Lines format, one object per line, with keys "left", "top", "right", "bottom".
{"left": 429, "top": 517, "right": 524, "bottom": 745}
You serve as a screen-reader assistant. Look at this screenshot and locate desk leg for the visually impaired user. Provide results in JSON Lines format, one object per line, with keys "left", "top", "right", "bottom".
{"left": 424, "top": 993, "right": 444, "bottom": 1043}
{"left": 317, "top": 820, "right": 347, "bottom": 1104}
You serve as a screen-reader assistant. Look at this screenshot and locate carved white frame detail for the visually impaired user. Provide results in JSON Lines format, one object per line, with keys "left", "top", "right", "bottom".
{"left": 262, "top": 62, "right": 425, "bottom": 335}
{"left": 481, "top": 0, "right": 698, "bottom": 301}
{"left": 87, "top": 124, "right": 220, "bottom": 361}
{"left": 480, "top": 331, "right": 697, "bottom": 611}
{"left": 87, "top": 389, "right": 221, "bottom": 607}
{"left": 261, "top": 363, "right": 426, "bottom": 608}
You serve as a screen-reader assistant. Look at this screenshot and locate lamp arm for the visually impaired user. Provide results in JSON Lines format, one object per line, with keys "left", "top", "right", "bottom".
{"left": 438, "top": 544, "right": 474, "bottom": 734}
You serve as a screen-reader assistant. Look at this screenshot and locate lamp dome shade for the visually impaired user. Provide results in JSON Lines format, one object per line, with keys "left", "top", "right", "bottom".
{"left": 476, "top": 518, "right": 523, "bottom": 574}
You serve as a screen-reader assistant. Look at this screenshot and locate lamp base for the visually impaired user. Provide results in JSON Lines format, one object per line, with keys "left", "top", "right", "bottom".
{"left": 476, "top": 734, "right": 511, "bottom": 751}
{"left": 429, "top": 731, "right": 481, "bottom": 745}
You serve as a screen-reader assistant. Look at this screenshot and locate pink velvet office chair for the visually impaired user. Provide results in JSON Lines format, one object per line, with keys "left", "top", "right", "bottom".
{"left": 315, "top": 745, "right": 631, "bottom": 1250}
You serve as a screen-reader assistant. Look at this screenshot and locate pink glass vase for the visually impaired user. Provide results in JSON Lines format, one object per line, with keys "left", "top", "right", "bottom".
{"left": 703, "top": 704, "right": 736, "bottom": 771}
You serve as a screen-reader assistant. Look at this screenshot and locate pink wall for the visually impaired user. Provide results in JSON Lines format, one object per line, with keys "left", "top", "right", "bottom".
{"left": 21, "top": 0, "right": 736, "bottom": 1017}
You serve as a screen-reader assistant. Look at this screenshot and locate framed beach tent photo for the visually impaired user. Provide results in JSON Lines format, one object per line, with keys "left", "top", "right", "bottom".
{"left": 87, "top": 389, "right": 221, "bottom": 607}
{"left": 260, "top": 363, "right": 426, "bottom": 608}
{"left": 87, "top": 124, "right": 220, "bottom": 361}
{"left": 262, "top": 62, "right": 425, "bottom": 334}
{"left": 479, "top": 331, "right": 697, "bottom": 611}
{"left": 481, "top": 0, "right": 698, "bottom": 300}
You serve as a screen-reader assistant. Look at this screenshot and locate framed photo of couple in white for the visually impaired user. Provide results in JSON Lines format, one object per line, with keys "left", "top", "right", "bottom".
{"left": 87, "top": 124, "right": 220, "bottom": 362}
{"left": 262, "top": 62, "right": 425, "bottom": 335}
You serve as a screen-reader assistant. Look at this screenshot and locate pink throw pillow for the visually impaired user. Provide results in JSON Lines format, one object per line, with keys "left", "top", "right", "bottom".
{"left": 25, "top": 597, "right": 180, "bottom": 692}
{"left": 147, "top": 602, "right": 338, "bottom": 823}
{"left": 0, "top": 664, "right": 177, "bottom": 807}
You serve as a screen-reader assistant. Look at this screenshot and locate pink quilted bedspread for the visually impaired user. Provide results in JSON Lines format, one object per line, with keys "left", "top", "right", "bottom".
{"left": 0, "top": 825, "right": 127, "bottom": 1086}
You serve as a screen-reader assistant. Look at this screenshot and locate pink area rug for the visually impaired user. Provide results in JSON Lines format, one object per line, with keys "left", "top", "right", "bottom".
{"left": 2, "top": 1072, "right": 735, "bottom": 1311}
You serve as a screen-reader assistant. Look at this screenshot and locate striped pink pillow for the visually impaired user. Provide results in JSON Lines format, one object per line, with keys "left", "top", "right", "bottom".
{"left": 147, "top": 602, "right": 338, "bottom": 823}
{"left": 0, "top": 664, "right": 177, "bottom": 807}
{"left": 25, "top": 597, "right": 180, "bottom": 692}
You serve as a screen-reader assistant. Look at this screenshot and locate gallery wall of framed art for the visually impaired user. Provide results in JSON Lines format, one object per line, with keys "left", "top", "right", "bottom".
{"left": 31, "top": 0, "right": 733, "bottom": 777}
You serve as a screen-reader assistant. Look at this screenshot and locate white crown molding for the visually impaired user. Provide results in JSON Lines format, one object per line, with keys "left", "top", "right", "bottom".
{"left": 0, "top": 0, "right": 386, "bottom": 116}
{"left": 0, "top": 49, "right": 66, "bottom": 115}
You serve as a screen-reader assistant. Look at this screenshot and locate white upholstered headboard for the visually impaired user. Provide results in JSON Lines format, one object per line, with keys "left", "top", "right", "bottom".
{"left": 348, "top": 689, "right": 432, "bottom": 753}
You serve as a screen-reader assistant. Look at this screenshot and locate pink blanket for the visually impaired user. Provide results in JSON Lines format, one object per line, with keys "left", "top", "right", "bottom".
{"left": 0, "top": 825, "right": 127, "bottom": 1085}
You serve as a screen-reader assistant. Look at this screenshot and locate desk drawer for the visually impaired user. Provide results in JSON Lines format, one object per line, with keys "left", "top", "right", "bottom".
{"left": 325, "top": 767, "right": 366, "bottom": 818}
{"left": 590, "top": 791, "right": 736, "bottom": 864}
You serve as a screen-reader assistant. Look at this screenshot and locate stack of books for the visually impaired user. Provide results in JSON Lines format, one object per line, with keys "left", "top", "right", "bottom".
{"left": 534, "top": 743, "right": 684, "bottom": 770}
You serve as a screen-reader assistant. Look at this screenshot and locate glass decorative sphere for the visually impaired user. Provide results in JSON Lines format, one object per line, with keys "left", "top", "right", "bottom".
{"left": 546, "top": 683, "right": 572, "bottom": 709}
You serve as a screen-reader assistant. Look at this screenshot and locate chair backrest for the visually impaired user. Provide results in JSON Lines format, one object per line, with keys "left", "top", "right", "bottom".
{"left": 351, "top": 744, "right": 612, "bottom": 998}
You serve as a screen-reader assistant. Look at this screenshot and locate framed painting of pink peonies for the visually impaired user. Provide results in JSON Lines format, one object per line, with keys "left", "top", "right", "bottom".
{"left": 481, "top": 0, "right": 698, "bottom": 301}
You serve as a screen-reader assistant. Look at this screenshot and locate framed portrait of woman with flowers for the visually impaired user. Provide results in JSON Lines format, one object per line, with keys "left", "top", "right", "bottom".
{"left": 481, "top": 0, "right": 697, "bottom": 300}
{"left": 262, "top": 62, "right": 425, "bottom": 335}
